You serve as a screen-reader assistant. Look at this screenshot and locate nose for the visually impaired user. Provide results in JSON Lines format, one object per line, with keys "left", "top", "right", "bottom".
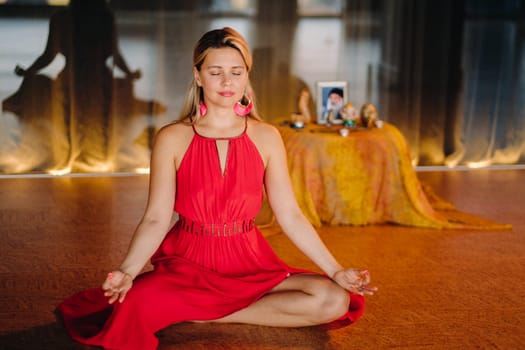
{"left": 222, "top": 76, "right": 232, "bottom": 86}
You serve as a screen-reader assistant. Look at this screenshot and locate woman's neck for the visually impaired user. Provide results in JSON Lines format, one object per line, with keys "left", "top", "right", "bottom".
{"left": 195, "top": 114, "right": 247, "bottom": 138}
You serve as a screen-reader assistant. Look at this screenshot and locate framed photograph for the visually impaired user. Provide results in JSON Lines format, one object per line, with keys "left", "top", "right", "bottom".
{"left": 316, "top": 81, "right": 348, "bottom": 124}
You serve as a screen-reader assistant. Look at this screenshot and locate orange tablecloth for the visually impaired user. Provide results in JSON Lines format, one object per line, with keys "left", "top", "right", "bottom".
{"left": 276, "top": 122, "right": 510, "bottom": 230}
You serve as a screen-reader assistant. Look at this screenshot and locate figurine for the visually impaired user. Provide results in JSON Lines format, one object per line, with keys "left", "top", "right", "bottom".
{"left": 340, "top": 103, "right": 359, "bottom": 127}
{"left": 298, "top": 87, "right": 312, "bottom": 124}
{"left": 359, "top": 103, "right": 383, "bottom": 128}
{"left": 291, "top": 87, "right": 311, "bottom": 127}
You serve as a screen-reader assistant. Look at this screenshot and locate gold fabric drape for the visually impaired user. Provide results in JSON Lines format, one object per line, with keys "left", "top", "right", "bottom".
{"left": 275, "top": 122, "right": 511, "bottom": 230}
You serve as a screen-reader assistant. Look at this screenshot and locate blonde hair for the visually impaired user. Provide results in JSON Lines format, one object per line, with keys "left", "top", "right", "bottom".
{"left": 178, "top": 27, "right": 261, "bottom": 123}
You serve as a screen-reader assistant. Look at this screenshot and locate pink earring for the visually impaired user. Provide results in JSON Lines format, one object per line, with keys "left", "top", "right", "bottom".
{"left": 233, "top": 96, "right": 253, "bottom": 116}
{"left": 199, "top": 101, "right": 207, "bottom": 117}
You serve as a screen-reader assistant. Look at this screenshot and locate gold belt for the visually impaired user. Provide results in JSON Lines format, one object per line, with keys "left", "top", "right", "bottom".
{"left": 177, "top": 216, "right": 255, "bottom": 236}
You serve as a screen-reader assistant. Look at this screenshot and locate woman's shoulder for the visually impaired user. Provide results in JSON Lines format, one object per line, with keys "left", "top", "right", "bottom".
{"left": 153, "top": 120, "right": 194, "bottom": 152}
{"left": 248, "top": 118, "right": 281, "bottom": 141}
{"left": 156, "top": 120, "right": 193, "bottom": 138}
{"left": 247, "top": 119, "right": 285, "bottom": 163}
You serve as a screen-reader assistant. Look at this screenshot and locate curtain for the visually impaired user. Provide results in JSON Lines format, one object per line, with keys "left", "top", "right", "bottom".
{"left": 446, "top": 0, "right": 525, "bottom": 167}
{"left": 0, "top": 0, "right": 523, "bottom": 175}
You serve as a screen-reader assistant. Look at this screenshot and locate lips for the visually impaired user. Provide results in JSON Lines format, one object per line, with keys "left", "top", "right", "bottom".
{"left": 219, "top": 91, "right": 235, "bottom": 97}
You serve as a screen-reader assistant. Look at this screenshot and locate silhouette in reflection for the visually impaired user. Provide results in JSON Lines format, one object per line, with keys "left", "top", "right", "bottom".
{"left": 2, "top": 0, "right": 165, "bottom": 173}
{"left": 251, "top": 48, "right": 315, "bottom": 121}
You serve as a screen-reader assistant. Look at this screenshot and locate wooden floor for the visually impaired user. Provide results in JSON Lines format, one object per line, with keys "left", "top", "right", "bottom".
{"left": 0, "top": 169, "right": 524, "bottom": 350}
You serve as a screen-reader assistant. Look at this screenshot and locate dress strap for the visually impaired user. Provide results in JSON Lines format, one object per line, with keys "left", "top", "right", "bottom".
{"left": 243, "top": 115, "right": 248, "bottom": 133}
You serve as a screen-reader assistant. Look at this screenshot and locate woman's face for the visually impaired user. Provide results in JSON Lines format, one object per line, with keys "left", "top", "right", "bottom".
{"left": 194, "top": 47, "right": 248, "bottom": 110}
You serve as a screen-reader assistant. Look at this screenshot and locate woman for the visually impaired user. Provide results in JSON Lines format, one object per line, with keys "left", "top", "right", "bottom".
{"left": 57, "top": 27, "right": 376, "bottom": 350}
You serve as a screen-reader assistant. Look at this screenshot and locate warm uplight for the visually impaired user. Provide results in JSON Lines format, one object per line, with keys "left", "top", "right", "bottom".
{"left": 466, "top": 160, "right": 492, "bottom": 169}
{"left": 47, "top": 0, "right": 69, "bottom": 6}
{"left": 134, "top": 168, "right": 150, "bottom": 174}
{"left": 444, "top": 150, "right": 465, "bottom": 168}
{"left": 48, "top": 167, "right": 72, "bottom": 176}
{"left": 48, "top": 162, "right": 114, "bottom": 175}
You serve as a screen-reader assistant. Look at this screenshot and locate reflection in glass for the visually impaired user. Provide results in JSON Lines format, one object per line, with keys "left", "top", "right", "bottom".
{"left": 1, "top": 0, "right": 165, "bottom": 174}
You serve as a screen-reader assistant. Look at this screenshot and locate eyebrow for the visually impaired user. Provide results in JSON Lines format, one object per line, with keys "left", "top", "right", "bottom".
{"left": 206, "top": 65, "right": 245, "bottom": 69}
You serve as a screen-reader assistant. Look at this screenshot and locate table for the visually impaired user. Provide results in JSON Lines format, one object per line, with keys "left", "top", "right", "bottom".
{"left": 275, "top": 122, "right": 509, "bottom": 229}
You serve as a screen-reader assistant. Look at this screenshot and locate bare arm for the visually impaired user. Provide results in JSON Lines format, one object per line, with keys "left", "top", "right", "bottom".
{"left": 112, "top": 49, "right": 141, "bottom": 79}
{"left": 260, "top": 125, "right": 343, "bottom": 277}
{"left": 109, "top": 13, "right": 141, "bottom": 79}
{"left": 258, "top": 124, "right": 376, "bottom": 295}
{"left": 16, "top": 15, "right": 60, "bottom": 76}
{"left": 103, "top": 124, "right": 188, "bottom": 303}
{"left": 116, "top": 127, "right": 177, "bottom": 278}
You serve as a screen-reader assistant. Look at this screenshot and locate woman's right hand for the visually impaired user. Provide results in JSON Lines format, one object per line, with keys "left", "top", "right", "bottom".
{"left": 102, "top": 270, "right": 133, "bottom": 304}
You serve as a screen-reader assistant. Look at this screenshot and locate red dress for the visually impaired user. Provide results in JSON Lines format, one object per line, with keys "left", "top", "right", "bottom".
{"left": 56, "top": 121, "right": 365, "bottom": 349}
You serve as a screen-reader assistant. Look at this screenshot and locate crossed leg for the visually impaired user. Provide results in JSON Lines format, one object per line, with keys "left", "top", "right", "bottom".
{"left": 212, "top": 273, "right": 350, "bottom": 327}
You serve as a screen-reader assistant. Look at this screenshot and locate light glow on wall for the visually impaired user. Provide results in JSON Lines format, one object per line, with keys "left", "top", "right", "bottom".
{"left": 47, "top": 0, "right": 69, "bottom": 5}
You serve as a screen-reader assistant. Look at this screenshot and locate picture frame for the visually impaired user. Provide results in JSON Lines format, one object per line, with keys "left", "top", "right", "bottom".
{"left": 316, "top": 81, "right": 348, "bottom": 124}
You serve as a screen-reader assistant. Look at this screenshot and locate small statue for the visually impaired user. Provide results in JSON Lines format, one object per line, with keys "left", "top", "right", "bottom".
{"left": 340, "top": 102, "right": 359, "bottom": 127}
{"left": 297, "top": 87, "right": 311, "bottom": 124}
{"left": 291, "top": 87, "right": 311, "bottom": 127}
{"left": 359, "top": 103, "right": 383, "bottom": 128}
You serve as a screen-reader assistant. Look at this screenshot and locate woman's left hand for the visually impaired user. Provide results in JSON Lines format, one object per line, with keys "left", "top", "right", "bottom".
{"left": 333, "top": 268, "right": 377, "bottom": 296}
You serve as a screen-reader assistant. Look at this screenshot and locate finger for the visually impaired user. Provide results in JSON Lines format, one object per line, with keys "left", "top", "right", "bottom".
{"left": 350, "top": 287, "right": 365, "bottom": 296}
{"left": 102, "top": 280, "right": 114, "bottom": 291}
{"left": 342, "top": 270, "right": 360, "bottom": 284}
{"left": 104, "top": 286, "right": 117, "bottom": 295}
{"left": 102, "top": 272, "right": 116, "bottom": 290}
{"left": 118, "top": 290, "right": 128, "bottom": 303}
{"left": 360, "top": 285, "right": 378, "bottom": 295}
{"left": 348, "top": 282, "right": 377, "bottom": 295}
{"left": 360, "top": 270, "right": 371, "bottom": 285}
{"left": 368, "top": 285, "right": 378, "bottom": 292}
{"left": 108, "top": 293, "right": 119, "bottom": 304}
{"left": 352, "top": 269, "right": 367, "bottom": 281}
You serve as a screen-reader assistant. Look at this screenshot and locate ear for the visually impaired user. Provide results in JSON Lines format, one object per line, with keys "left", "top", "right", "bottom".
{"left": 193, "top": 67, "right": 201, "bottom": 87}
